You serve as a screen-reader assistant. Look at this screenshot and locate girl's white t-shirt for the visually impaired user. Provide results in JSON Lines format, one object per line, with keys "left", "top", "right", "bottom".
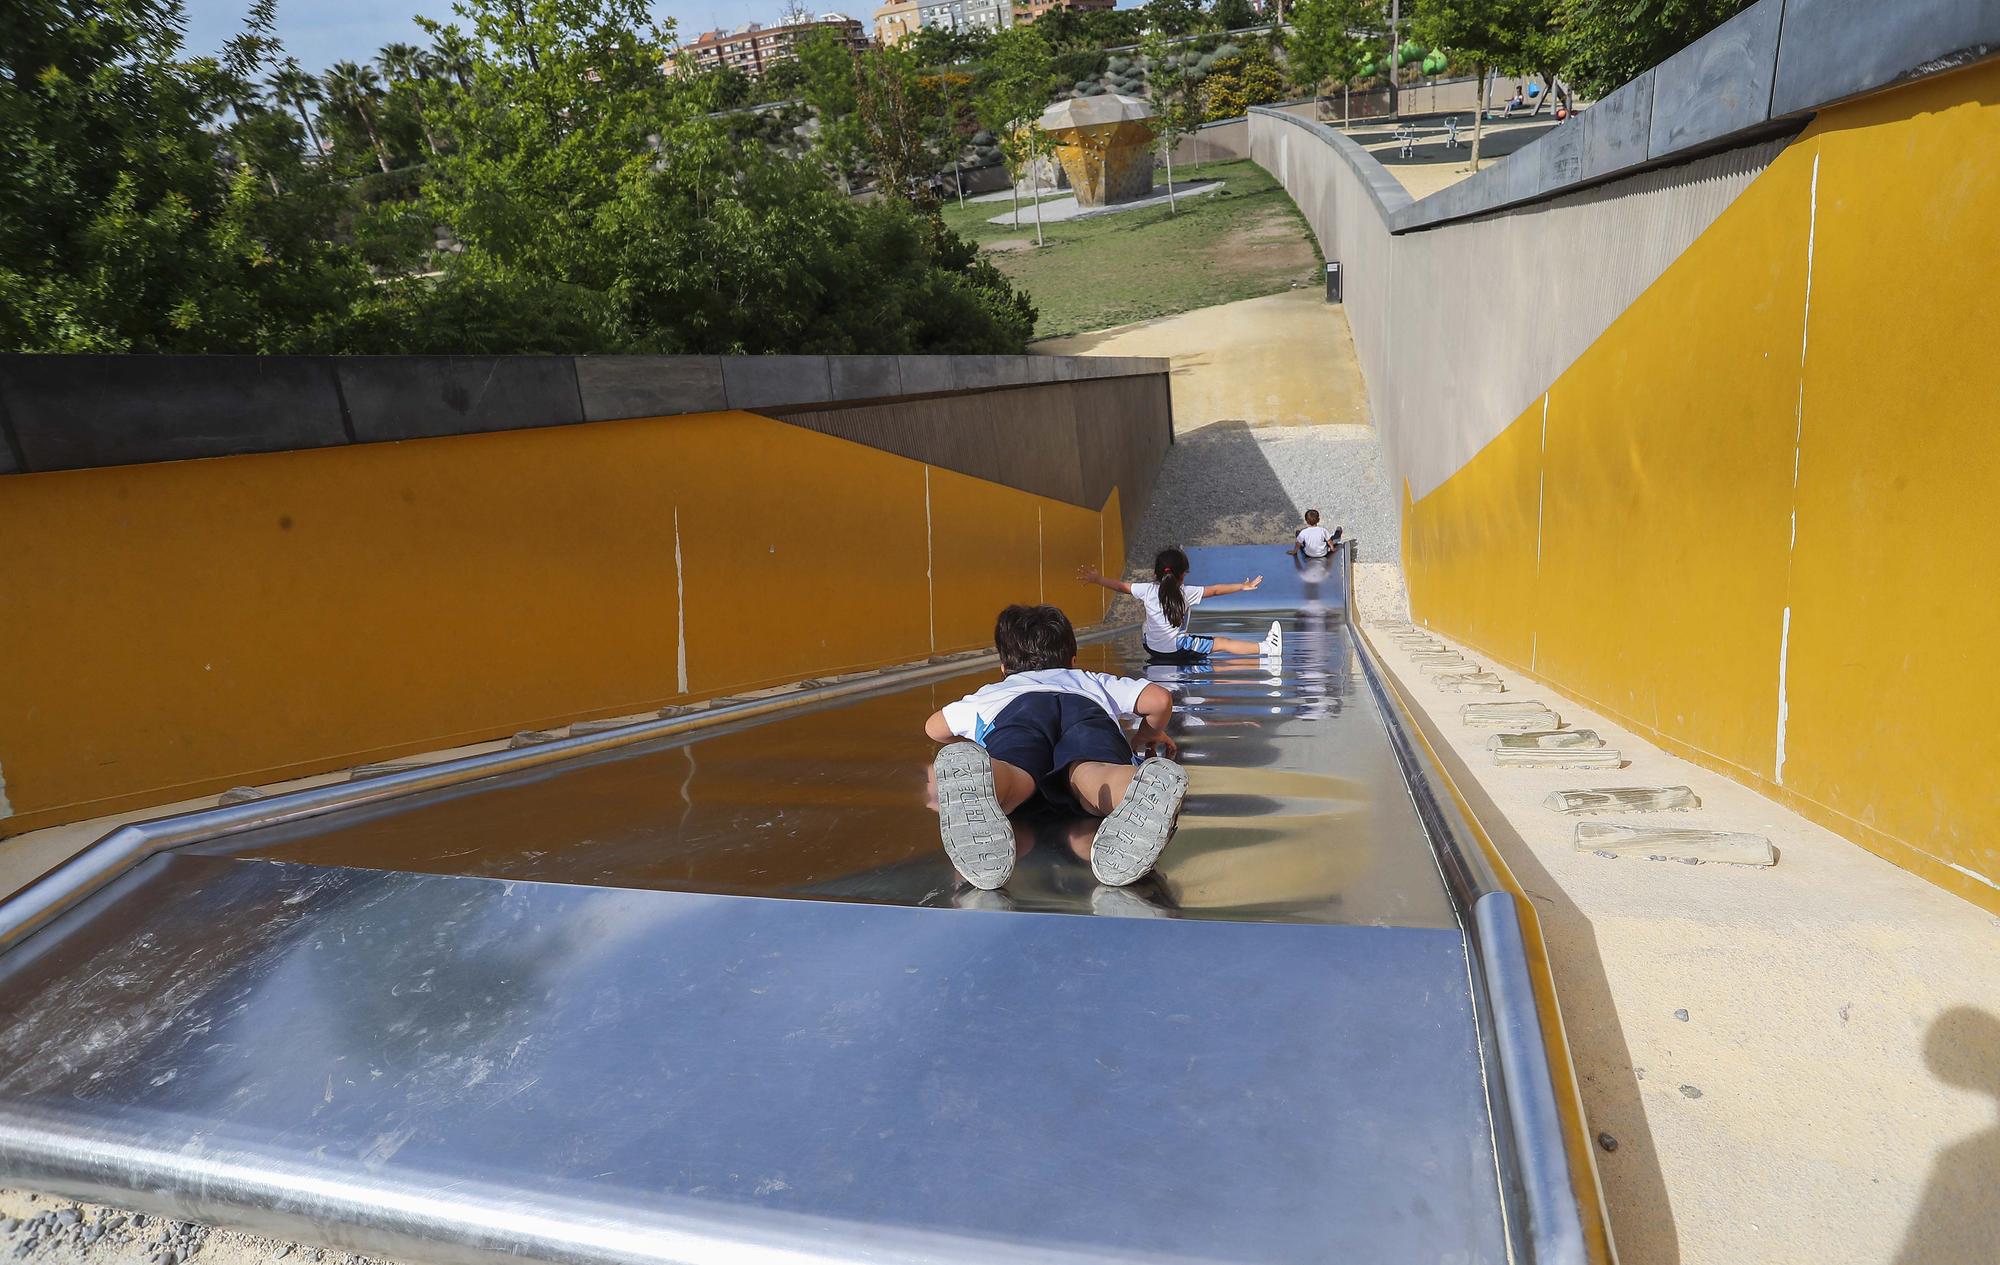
{"left": 1129, "top": 580, "right": 1207, "bottom": 653}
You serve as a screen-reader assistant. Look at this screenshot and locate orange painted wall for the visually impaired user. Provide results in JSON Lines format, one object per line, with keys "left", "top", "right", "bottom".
{"left": 1402, "top": 62, "right": 2000, "bottom": 911}
{"left": 0, "top": 409, "right": 1130, "bottom": 836}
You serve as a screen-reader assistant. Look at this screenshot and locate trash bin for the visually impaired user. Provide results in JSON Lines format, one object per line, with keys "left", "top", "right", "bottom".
{"left": 1325, "top": 261, "right": 1342, "bottom": 304}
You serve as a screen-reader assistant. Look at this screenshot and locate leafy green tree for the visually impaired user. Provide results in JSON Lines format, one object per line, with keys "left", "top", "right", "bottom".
{"left": 852, "top": 45, "right": 954, "bottom": 208}
{"left": 1558, "top": 0, "right": 1746, "bottom": 97}
{"left": 758, "top": 56, "right": 813, "bottom": 101}
{"left": 1139, "top": 28, "right": 1200, "bottom": 212}
{"left": 266, "top": 56, "right": 326, "bottom": 154}
{"left": 1032, "top": 5, "right": 1146, "bottom": 53}
{"left": 1209, "top": 0, "right": 1258, "bottom": 32}
{"left": 1410, "top": 0, "right": 1536, "bottom": 170}
{"left": 1142, "top": 0, "right": 1208, "bottom": 38}
{"left": 796, "top": 28, "right": 867, "bottom": 194}
{"left": 0, "top": 0, "right": 370, "bottom": 351}
{"left": 377, "top": 41, "right": 442, "bottom": 154}
{"left": 1286, "top": 0, "right": 1378, "bottom": 122}
{"left": 325, "top": 59, "right": 394, "bottom": 172}
{"left": 978, "top": 24, "right": 1057, "bottom": 245}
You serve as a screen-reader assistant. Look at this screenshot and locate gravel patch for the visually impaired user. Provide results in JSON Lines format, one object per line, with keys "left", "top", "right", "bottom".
{"left": 1130, "top": 421, "right": 1398, "bottom": 571}
{"left": 0, "top": 1192, "right": 402, "bottom": 1265}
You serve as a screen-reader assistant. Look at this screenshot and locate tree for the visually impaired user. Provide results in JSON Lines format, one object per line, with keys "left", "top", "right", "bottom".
{"left": 1409, "top": 0, "right": 1535, "bottom": 171}
{"left": 0, "top": 0, "right": 370, "bottom": 352}
{"left": 979, "top": 25, "right": 1057, "bottom": 245}
{"left": 325, "top": 60, "right": 394, "bottom": 172}
{"left": 378, "top": 41, "right": 442, "bottom": 154}
{"left": 1209, "top": 0, "right": 1258, "bottom": 32}
{"left": 1558, "top": 0, "right": 1746, "bottom": 97}
{"left": 1142, "top": 0, "right": 1208, "bottom": 38}
{"left": 852, "top": 45, "right": 954, "bottom": 209}
{"left": 266, "top": 57, "right": 325, "bottom": 155}
{"left": 1139, "top": 28, "right": 1200, "bottom": 211}
{"left": 1286, "top": 0, "right": 1377, "bottom": 124}
{"left": 421, "top": 20, "right": 477, "bottom": 90}
{"left": 796, "top": 28, "right": 867, "bottom": 194}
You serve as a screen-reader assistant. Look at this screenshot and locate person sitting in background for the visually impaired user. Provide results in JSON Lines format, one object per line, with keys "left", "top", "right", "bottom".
{"left": 1289, "top": 509, "right": 1339, "bottom": 559}
{"left": 1503, "top": 86, "right": 1527, "bottom": 116}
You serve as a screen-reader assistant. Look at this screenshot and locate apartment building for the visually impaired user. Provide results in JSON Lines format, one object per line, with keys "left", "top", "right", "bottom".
{"left": 674, "top": 13, "right": 869, "bottom": 77}
{"left": 875, "top": 0, "right": 1009, "bottom": 43}
{"left": 1014, "top": 0, "right": 1113, "bottom": 23}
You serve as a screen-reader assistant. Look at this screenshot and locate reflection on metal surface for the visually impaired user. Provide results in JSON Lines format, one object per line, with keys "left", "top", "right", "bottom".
{"left": 0, "top": 855, "right": 1506, "bottom": 1264}
{"left": 199, "top": 546, "right": 1456, "bottom": 929}
{"left": 0, "top": 543, "right": 1605, "bottom": 1265}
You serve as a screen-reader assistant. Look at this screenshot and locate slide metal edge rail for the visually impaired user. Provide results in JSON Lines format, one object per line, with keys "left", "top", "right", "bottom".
{"left": 1337, "top": 541, "right": 1612, "bottom": 1265}
{"left": 0, "top": 624, "right": 1134, "bottom": 958}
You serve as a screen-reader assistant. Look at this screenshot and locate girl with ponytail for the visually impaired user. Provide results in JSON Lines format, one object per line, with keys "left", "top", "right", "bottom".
{"left": 1079, "top": 547, "right": 1283, "bottom": 663}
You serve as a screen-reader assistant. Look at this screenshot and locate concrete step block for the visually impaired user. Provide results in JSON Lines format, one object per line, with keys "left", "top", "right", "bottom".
{"left": 1435, "top": 673, "right": 1506, "bottom": 693}
{"left": 218, "top": 786, "right": 265, "bottom": 806}
{"left": 568, "top": 717, "right": 648, "bottom": 738}
{"left": 1494, "top": 746, "right": 1623, "bottom": 769}
{"left": 1461, "top": 701, "right": 1560, "bottom": 729}
{"left": 348, "top": 760, "right": 431, "bottom": 781}
{"left": 1490, "top": 729, "right": 1605, "bottom": 751}
{"left": 1545, "top": 786, "right": 1702, "bottom": 815}
{"left": 1575, "top": 822, "right": 1774, "bottom": 866}
{"left": 509, "top": 730, "right": 560, "bottom": 748}
{"left": 1410, "top": 650, "right": 1466, "bottom": 663}
{"left": 1424, "top": 662, "right": 1483, "bottom": 677}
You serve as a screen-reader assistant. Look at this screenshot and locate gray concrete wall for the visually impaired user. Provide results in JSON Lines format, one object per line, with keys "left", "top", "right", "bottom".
{"left": 1248, "top": 0, "right": 2000, "bottom": 504}
{"left": 0, "top": 350, "right": 1172, "bottom": 538}
{"left": 771, "top": 374, "right": 1172, "bottom": 537}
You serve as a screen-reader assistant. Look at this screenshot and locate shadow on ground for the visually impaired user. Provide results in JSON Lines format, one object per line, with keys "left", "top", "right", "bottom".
{"left": 1893, "top": 1006, "right": 2000, "bottom": 1263}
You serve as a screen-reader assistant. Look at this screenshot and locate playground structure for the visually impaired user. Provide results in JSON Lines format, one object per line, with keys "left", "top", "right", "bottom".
{"left": 1037, "top": 94, "right": 1159, "bottom": 208}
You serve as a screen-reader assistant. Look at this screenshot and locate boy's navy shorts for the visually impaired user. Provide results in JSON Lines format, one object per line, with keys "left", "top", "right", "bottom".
{"left": 984, "top": 693, "right": 1134, "bottom": 812}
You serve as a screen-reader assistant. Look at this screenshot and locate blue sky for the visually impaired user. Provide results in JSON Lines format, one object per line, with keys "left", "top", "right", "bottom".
{"left": 181, "top": 0, "right": 811, "bottom": 74}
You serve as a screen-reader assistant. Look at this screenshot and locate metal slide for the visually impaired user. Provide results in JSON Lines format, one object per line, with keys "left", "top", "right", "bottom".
{"left": 0, "top": 545, "right": 1607, "bottom": 1265}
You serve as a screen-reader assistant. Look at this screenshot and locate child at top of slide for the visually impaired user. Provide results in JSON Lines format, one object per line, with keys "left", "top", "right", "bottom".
{"left": 1077, "top": 547, "right": 1282, "bottom": 663}
{"left": 1288, "top": 509, "right": 1342, "bottom": 559}
{"left": 924, "top": 604, "right": 1188, "bottom": 892}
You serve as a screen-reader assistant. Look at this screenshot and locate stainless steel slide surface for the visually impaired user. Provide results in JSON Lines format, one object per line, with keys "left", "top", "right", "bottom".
{"left": 0, "top": 546, "right": 1593, "bottom": 1265}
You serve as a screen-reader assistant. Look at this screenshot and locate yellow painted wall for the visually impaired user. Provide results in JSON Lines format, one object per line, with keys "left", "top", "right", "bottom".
{"left": 0, "top": 410, "right": 1128, "bottom": 836}
{"left": 1403, "top": 60, "right": 2000, "bottom": 912}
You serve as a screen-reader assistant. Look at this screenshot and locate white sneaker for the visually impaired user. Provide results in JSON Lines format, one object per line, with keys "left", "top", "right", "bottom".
{"left": 1259, "top": 621, "right": 1283, "bottom": 658}
{"left": 933, "top": 742, "right": 1016, "bottom": 890}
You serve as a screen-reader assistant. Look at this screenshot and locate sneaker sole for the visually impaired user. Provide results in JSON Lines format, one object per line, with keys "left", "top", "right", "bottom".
{"left": 934, "top": 742, "right": 1015, "bottom": 890}
{"left": 1092, "top": 758, "right": 1189, "bottom": 887}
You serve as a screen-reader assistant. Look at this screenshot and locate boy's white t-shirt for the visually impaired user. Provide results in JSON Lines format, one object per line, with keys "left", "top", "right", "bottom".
{"left": 1296, "top": 525, "right": 1334, "bottom": 557}
{"left": 940, "top": 669, "right": 1149, "bottom": 744}
{"left": 1128, "top": 580, "right": 1207, "bottom": 653}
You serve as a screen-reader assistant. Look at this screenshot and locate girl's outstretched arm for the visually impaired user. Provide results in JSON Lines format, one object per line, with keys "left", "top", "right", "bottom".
{"left": 1203, "top": 575, "right": 1265, "bottom": 596}
{"left": 1076, "top": 564, "right": 1133, "bottom": 595}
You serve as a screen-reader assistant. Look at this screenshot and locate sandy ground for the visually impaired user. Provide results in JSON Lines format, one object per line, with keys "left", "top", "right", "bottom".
{"left": 1350, "top": 572, "right": 2000, "bottom": 1265}
{"left": 1037, "top": 288, "right": 1369, "bottom": 433}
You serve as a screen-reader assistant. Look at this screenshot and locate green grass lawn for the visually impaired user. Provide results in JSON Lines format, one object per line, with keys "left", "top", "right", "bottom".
{"left": 942, "top": 158, "right": 1324, "bottom": 341}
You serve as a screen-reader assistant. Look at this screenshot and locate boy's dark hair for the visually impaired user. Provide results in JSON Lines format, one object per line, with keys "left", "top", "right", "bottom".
{"left": 1304, "top": 509, "right": 1321, "bottom": 525}
{"left": 994, "top": 604, "right": 1078, "bottom": 673}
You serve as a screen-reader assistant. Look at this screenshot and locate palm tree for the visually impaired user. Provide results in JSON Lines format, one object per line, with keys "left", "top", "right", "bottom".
{"left": 265, "top": 57, "right": 324, "bottom": 155}
{"left": 377, "top": 41, "right": 440, "bottom": 154}
{"left": 324, "top": 60, "right": 393, "bottom": 173}
{"left": 426, "top": 23, "right": 476, "bottom": 91}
